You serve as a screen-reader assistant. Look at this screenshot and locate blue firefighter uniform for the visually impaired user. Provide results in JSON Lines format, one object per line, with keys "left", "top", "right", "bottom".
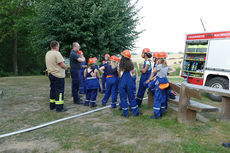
{"left": 95, "top": 65, "right": 102, "bottom": 93}
{"left": 84, "top": 68, "right": 100, "bottom": 107}
{"left": 153, "top": 77, "right": 169, "bottom": 117}
{"left": 100, "top": 60, "right": 109, "bottom": 93}
{"left": 70, "top": 50, "right": 82, "bottom": 103}
{"left": 149, "top": 64, "right": 170, "bottom": 117}
{"left": 101, "top": 64, "right": 118, "bottom": 108}
{"left": 119, "top": 71, "right": 140, "bottom": 116}
{"left": 79, "top": 61, "right": 87, "bottom": 94}
{"left": 136, "top": 60, "right": 152, "bottom": 106}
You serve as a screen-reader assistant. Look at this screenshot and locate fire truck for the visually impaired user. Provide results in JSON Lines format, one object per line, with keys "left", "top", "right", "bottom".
{"left": 180, "top": 31, "right": 230, "bottom": 101}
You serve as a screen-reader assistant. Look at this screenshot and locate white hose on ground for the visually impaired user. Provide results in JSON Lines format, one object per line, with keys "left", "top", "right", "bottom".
{"left": 0, "top": 97, "right": 148, "bottom": 139}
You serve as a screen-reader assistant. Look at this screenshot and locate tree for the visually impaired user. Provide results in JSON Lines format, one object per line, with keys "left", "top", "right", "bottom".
{"left": 0, "top": 0, "right": 36, "bottom": 75}
{"left": 34, "top": 0, "right": 142, "bottom": 60}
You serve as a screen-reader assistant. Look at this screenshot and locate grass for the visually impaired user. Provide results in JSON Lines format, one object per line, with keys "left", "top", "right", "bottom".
{"left": 0, "top": 76, "right": 230, "bottom": 152}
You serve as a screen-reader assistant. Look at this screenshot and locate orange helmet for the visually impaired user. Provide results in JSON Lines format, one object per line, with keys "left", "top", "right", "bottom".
{"left": 78, "top": 50, "right": 83, "bottom": 55}
{"left": 116, "top": 57, "right": 121, "bottom": 62}
{"left": 142, "top": 48, "right": 151, "bottom": 53}
{"left": 121, "top": 50, "right": 131, "bottom": 59}
{"left": 110, "top": 55, "right": 117, "bottom": 61}
{"left": 156, "top": 52, "right": 167, "bottom": 58}
{"left": 88, "top": 58, "right": 96, "bottom": 64}
{"left": 153, "top": 52, "right": 159, "bottom": 58}
{"left": 105, "top": 54, "right": 110, "bottom": 58}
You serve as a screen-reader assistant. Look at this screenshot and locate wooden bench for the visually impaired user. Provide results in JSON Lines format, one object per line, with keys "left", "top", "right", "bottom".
{"left": 179, "top": 83, "right": 230, "bottom": 122}
{"left": 147, "top": 82, "right": 224, "bottom": 124}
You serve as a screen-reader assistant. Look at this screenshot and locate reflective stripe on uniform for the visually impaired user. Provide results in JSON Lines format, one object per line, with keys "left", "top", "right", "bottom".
{"left": 161, "top": 107, "right": 165, "bottom": 109}
{"left": 136, "top": 97, "right": 142, "bottom": 100}
{"left": 131, "top": 105, "right": 138, "bottom": 109}
{"left": 55, "top": 93, "right": 64, "bottom": 105}
{"left": 122, "top": 108, "right": 128, "bottom": 110}
{"left": 106, "top": 75, "right": 115, "bottom": 78}
{"left": 86, "top": 77, "right": 97, "bottom": 80}
{"left": 91, "top": 101, "right": 96, "bottom": 103}
{"left": 50, "top": 99, "right": 55, "bottom": 103}
{"left": 55, "top": 100, "right": 64, "bottom": 105}
{"left": 153, "top": 107, "right": 160, "bottom": 110}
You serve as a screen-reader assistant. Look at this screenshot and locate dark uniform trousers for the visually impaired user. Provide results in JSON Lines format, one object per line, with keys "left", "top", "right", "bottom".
{"left": 49, "top": 74, "right": 65, "bottom": 111}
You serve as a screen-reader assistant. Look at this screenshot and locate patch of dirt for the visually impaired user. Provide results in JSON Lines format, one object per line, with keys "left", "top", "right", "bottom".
{"left": 149, "top": 128, "right": 181, "bottom": 143}
{"left": 122, "top": 138, "right": 138, "bottom": 145}
{"left": 0, "top": 139, "right": 59, "bottom": 152}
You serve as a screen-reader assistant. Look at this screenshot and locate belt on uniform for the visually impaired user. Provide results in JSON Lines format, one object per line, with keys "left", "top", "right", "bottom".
{"left": 106, "top": 75, "right": 115, "bottom": 78}
{"left": 86, "top": 77, "right": 97, "bottom": 80}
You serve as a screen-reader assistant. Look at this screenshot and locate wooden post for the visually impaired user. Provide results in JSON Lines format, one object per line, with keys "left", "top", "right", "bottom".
{"left": 177, "top": 83, "right": 197, "bottom": 124}
{"left": 221, "top": 96, "right": 230, "bottom": 122}
{"left": 0, "top": 90, "right": 3, "bottom": 98}
{"left": 147, "top": 91, "right": 154, "bottom": 107}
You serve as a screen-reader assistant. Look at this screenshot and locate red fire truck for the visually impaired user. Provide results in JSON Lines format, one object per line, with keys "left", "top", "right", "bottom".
{"left": 181, "top": 31, "right": 230, "bottom": 101}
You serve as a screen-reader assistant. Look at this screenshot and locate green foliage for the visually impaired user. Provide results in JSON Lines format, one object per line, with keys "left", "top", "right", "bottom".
{"left": 0, "top": 0, "right": 43, "bottom": 76}
{"left": 34, "top": 0, "right": 142, "bottom": 60}
{"left": 0, "top": 0, "right": 142, "bottom": 76}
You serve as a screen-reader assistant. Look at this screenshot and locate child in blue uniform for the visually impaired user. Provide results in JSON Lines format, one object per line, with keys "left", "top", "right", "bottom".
{"left": 93, "top": 57, "right": 102, "bottom": 93}
{"left": 147, "top": 52, "right": 175, "bottom": 119}
{"left": 119, "top": 50, "right": 141, "bottom": 117}
{"left": 99, "top": 54, "right": 110, "bottom": 93}
{"left": 100, "top": 55, "right": 118, "bottom": 108}
{"left": 136, "top": 48, "right": 152, "bottom": 107}
{"left": 79, "top": 50, "right": 87, "bottom": 94}
{"left": 84, "top": 58, "right": 100, "bottom": 107}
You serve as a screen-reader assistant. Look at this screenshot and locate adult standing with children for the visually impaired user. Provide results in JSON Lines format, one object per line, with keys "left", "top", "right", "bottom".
{"left": 70, "top": 42, "right": 85, "bottom": 104}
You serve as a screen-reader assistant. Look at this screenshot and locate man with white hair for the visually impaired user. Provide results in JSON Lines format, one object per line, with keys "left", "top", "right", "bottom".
{"left": 70, "top": 42, "right": 85, "bottom": 104}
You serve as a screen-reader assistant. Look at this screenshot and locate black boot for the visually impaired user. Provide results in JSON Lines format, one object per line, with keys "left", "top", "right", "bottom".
{"left": 49, "top": 103, "right": 56, "bottom": 110}
{"left": 74, "top": 99, "right": 83, "bottom": 105}
{"left": 91, "top": 103, "right": 98, "bottom": 107}
{"left": 134, "top": 112, "right": 143, "bottom": 116}
{"left": 222, "top": 142, "right": 230, "bottom": 148}
{"left": 150, "top": 115, "right": 161, "bottom": 120}
{"left": 56, "top": 104, "right": 68, "bottom": 112}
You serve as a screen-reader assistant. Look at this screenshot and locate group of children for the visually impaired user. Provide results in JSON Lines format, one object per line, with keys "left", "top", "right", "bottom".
{"left": 80, "top": 48, "right": 175, "bottom": 119}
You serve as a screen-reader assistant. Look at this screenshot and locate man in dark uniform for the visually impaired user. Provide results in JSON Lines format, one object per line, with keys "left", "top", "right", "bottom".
{"left": 70, "top": 42, "right": 85, "bottom": 104}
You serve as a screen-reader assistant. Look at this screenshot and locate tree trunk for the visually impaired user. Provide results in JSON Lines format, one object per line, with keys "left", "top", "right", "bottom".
{"left": 13, "top": 31, "right": 18, "bottom": 75}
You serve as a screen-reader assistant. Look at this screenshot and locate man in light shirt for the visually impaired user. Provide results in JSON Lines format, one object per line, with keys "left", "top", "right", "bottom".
{"left": 45, "top": 41, "right": 68, "bottom": 112}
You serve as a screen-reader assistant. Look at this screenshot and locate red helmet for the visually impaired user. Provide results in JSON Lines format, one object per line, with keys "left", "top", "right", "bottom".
{"left": 88, "top": 58, "right": 96, "bottom": 64}
{"left": 93, "top": 57, "right": 97, "bottom": 61}
{"left": 142, "top": 48, "right": 151, "bottom": 53}
{"left": 78, "top": 50, "right": 83, "bottom": 55}
{"left": 105, "top": 54, "right": 110, "bottom": 58}
{"left": 152, "top": 52, "right": 159, "bottom": 58}
{"left": 110, "top": 55, "right": 117, "bottom": 61}
{"left": 156, "top": 52, "right": 167, "bottom": 58}
{"left": 121, "top": 50, "right": 131, "bottom": 59}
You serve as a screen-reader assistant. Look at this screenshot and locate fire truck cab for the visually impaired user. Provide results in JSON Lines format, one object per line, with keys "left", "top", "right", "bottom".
{"left": 181, "top": 31, "right": 230, "bottom": 101}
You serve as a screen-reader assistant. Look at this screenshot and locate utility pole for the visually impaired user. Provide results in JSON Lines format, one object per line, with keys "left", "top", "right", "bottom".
{"left": 200, "top": 18, "right": 206, "bottom": 32}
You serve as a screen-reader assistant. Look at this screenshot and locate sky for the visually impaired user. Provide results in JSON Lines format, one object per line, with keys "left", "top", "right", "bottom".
{"left": 133, "top": 0, "right": 230, "bottom": 53}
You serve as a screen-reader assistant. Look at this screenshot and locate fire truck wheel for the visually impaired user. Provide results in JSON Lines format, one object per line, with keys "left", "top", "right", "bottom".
{"left": 206, "top": 77, "right": 229, "bottom": 102}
